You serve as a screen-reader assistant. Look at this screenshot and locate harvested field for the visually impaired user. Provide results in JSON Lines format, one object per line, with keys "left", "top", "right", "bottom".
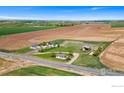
{"left": 0, "top": 24, "right": 122, "bottom": 50}
{"left": 0, "top": 57, "right": 36, "bottom": 75}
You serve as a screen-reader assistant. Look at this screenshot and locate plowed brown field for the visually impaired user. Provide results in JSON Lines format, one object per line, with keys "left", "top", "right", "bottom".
{"left": 100, "top": 35, "right": 124, "bottom": 72}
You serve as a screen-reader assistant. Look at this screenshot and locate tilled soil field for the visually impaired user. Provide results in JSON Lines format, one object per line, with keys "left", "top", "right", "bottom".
{"left": 100, "top": 35, "right": 124, "bottom": 72}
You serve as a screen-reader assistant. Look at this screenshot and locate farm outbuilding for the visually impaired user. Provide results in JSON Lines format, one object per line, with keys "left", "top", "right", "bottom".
{"left": 82, "top": 45, "right": 91, "bottom": 51}
{"left": 30, "top": 45, "right": 41, "bottom": 50}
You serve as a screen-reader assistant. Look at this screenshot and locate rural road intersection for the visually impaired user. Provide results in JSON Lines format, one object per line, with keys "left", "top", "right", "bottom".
{"left": 0, "top": 52, "right": 124, "bottom": 76}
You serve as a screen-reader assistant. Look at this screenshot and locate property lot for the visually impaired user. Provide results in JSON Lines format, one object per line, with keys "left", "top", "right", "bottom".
{"left": 32, "top": 40, "right": 110, "bottom": 69}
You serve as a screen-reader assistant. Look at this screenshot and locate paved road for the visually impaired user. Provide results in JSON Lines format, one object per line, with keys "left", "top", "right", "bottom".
{"left": 0, "top": 52, "right": 124, "bottom": 76}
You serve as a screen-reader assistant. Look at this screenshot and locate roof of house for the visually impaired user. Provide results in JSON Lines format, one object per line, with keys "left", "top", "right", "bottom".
{"left": 31, "top": 45, "right": 39, "bottom": 47}
{"left": 56, "top": 53, "right": 66, "bottom": 57}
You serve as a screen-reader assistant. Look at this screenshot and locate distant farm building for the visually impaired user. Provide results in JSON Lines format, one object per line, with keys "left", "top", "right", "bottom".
{"left": 30, "top": 42, "right": 58, "bottom": 50}
{"left": 30, "top": 45, "right": 41, "bottom": 50}
{"left": 82, "top": 45, "right": 91, "bottom": 51}
{"left": 40, "top": 42, "right": 58, "bottom": 49}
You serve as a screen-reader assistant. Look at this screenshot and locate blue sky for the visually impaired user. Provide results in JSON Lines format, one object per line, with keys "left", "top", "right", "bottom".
{"left": 0, "top": 6, "right": 124, "bottom": 20}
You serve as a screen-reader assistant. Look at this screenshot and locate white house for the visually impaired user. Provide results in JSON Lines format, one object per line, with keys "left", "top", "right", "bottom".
{"left": 47, "top": 43, "right": 58, "bottom": 48}
{"left": 41, "top": 43, "right": 58, "bottom": 49}
{"left": 56, "top": 53, "right": 67, "bottom": 60}
{"left": 41, "top": 45, "right": 48, "bottom": 49}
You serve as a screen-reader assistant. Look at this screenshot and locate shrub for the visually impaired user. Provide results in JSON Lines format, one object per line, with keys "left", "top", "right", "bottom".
{"left": 93, "top": 47, "right": 102, "bottom": 56}
{"left": 68, "top": 53, "right": 73, "bottom": 57}
{"left": 66, "top": 57, "right": 71, "bottom": 61}
{"left": 39, "top": 49, "right": 44, "bottom": 52}
{"left": 51, "top": 53, "right": 56, "bottom": 57}
{"left": 0, "top": 49, "right": 14, "bottom": 53}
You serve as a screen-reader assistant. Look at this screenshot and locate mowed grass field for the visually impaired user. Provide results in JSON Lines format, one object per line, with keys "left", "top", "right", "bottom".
{"left": 0, "top": 24, "right": 60, "bottom": 36}
{"left": 3, "top": 66, "right": 80, "bottom": 76}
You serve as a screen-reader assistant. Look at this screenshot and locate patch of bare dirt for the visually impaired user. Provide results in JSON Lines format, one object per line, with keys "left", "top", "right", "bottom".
{"left": 0, "top": 57, "right": 36, "bottom": 75}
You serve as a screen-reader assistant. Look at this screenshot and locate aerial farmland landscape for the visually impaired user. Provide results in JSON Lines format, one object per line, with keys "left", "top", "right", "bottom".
{"left": 0, "top": 6, "right": 124, "bottom": 76}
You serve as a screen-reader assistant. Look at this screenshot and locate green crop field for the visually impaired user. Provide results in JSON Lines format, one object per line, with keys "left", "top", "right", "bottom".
{"left": 0, "top": 25, "right": 60, "bottom": 36}
{"left": 0, "top": 20, "right": 78, "bottom": 36}
{"left": 3, "top": 66, "right": 80, "bottom": 76}
{"left": 111, "top": 23, "right": 124, "bottom": 27}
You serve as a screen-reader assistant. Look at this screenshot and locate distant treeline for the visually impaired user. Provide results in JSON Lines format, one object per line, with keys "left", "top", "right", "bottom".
{"left": 0, "top": 20, "right": 124, "bottom": 27}
{"left": 0, "top": 20, "right": 82, "bottom": 27}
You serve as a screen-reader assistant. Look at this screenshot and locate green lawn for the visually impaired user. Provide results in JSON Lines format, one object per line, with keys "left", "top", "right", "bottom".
{"left": 43, "top": 46, "right": 77, "bottom": 53}
{"left": 34, "top": 53, "right": 66, "bottom": 63}
{"left": 0, "top": 25, "right": 61, "bottom": 36}
{"left": 15, "top": 47, "right": 32, "bottom": 54}
{"left": 73, "top": 53, "right": 105, "bottom": 69}
{"left": 3, "top": 66, "right": 80, "bottom": 76}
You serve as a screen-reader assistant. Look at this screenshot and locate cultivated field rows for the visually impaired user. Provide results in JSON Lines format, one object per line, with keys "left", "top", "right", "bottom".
{"left": 100, "top": 35, "right": 124, "bottom": 72}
